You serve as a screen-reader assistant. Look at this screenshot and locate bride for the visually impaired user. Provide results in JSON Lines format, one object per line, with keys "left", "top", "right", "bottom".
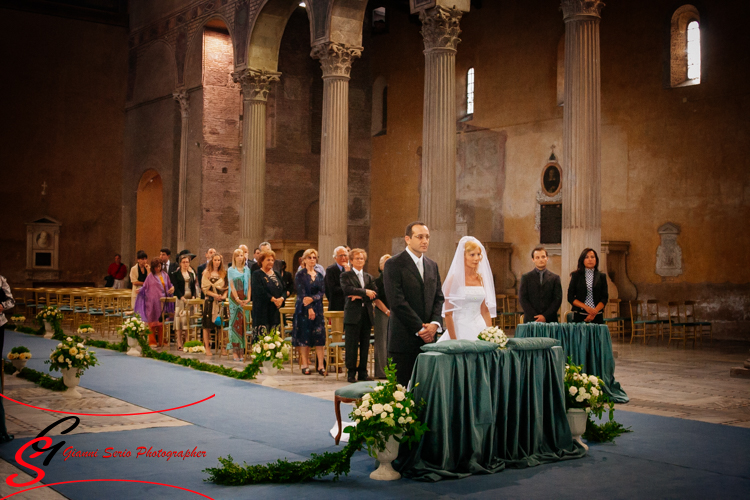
{"left": 437, "top": 236, "right": 496, "bottom": 342}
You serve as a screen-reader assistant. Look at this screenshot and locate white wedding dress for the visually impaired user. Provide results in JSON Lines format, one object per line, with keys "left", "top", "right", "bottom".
{"left": 437, "top": 286, "right": 489, "bottom": 342}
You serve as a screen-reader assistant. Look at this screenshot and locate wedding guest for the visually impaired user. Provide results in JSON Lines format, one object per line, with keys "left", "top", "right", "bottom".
{"left": 280, "top": 260, "right": 294, "bottom": 298}
{"left": 227, "top": 249, "right": 251, "bottom": 361}
{"left": 197, "top": 248, "right": 216, "bottom": 299}
{"left": 129, "top": 250, "right": 149, "bottom": 308}
{"left": 251, "top": 250, "right": 285, "bottom": 337}
{"left": 0, "top": 272, "right": 13, "bottom": 443}
{"left": 134, "top": 258, "right": 175, "bottom": 347}
{"left": 519, "top": 246, "right": 563, "bottom": 323}
{"left": 567, "top": 248, "right": 609, "bottom": 324}
{"left": 251, "top": 242, "right": 271, "bottom": 272}
{"left": 292, "top": 249, "right": 326, "bottom": 375}
{"left": 107, "top": 254, "right": 128, "bottom": 289}
{"left": 341, "top": 249, "right": 377, "bottom": 382}
{"left": 325, "top": 246, "right": 350, "bottom": 312}
{"left": 170, "top": 253, "right": 197, "bottom": 350}
{"left": 160, "top": 248, "right": 178, "bottom": 274}
{"left": 372, "top": 254, "right": 391, "bottom": 379}
{"left": 202, "top": 253, "right": 227, "bottom": 357}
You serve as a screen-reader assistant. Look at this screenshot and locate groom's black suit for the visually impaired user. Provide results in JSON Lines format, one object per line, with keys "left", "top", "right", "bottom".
{"left": 384, "top": 250, "right": 444, "bottom": 386}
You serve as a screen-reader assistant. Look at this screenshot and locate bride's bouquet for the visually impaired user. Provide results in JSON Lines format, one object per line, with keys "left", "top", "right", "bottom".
{"left": 478, "top": 325, "right": 508, "bottom": 348}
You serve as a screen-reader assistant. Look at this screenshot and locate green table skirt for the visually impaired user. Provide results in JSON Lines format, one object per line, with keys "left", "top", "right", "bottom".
{"left": 515, "top": 322, "right": 629, "bottom": 403}
{"left": 396, "top": 346, "right": 586, "bottom": 481}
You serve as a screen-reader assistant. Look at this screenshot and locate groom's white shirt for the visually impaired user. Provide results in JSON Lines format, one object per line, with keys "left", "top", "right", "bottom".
{"left": 405, "top": 246, "right": 442, "bottom": 335}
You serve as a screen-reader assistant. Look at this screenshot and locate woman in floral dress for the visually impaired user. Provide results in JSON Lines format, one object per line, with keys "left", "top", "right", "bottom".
{"left": 227, "top": 249, "right": 250, "bottom": 361}
{"left": 292, "top": 248, "right": 326, "bottom": 375}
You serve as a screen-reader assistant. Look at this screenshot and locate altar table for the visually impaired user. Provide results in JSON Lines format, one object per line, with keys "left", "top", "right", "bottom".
{"left": 515, "top": 323, "right": 629, "bottom": 403}
{"left": 396, "top": 338, "right": 586, "bottom": 482}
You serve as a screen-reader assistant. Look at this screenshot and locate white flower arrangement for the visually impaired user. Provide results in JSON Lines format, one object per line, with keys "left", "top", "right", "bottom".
{"left": 564, "top": 362, "right": 606, "bottom": 413}
{"left": 478, "top": 325, "right": 508, "bottom": 348}
{"left": 249, "top": 327, "right": 290, "bottom": 370}
{"left": 183, "top": 340, "right": 206, "bottom": 354}
{"left": 77, "top": 324, "right": 95, "bottom": 336}
{"left": 7, "top": 346, "right": 32, "bottom": 361}
{"left": 10, "top": 315, "right": 25, "bottom": 323}
{"left": 120, "top": 316, "right": 150, "bottom": 340}
{"left": 46, "top": 337, "right": 98, "bottom": 376}
{"left": 36, "top": 306, "right": 63, "bottom": 324}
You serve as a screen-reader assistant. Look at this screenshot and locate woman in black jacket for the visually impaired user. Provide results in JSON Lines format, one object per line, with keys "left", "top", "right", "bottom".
{"left": 170, "top": 254, "right": 197, "bottom": 349}
{"left": 567, "top": 248, "right": 608, "bottom": 324}
{"left": 251, "top": 250, "right": 286, "bottom": 340}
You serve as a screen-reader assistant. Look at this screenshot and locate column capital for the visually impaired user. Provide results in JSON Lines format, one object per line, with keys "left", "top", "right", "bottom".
{"left": 419, "top": 6, "right": 462, "bottom": 52}
{"left": 310, "top": 42, "right": 362, "bottom": 78}
{"left": 560, "top": 0, "right": 605, "bottom": 21}
{"left": 172, "top": 89, "right": 189, "bottom": 118}
{"left": 232, "top": 68, "right": 281, "bottom": 102}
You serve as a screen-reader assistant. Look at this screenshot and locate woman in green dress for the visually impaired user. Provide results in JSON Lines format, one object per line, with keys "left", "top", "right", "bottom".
{"left": 227, "top": 248, "right": 251, "bottom": 361}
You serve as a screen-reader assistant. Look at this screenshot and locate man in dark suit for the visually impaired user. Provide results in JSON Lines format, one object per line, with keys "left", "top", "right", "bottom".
{"left": 519, "top": 246, "right": 563, "bottom": 323}
{"left": 160, "top": 248, "right": 178, "bottom": 275}
{"left": 384, "top": 222, "right": 445, "bottom": 387}
{"left": 325, "top": 246, "right": 350, "bottom": 312}
{"left": 197, "top": 248, "right": 216, "bottom": 299}
{"left": 341, "top": 248, "right": 377, "bottom": 382}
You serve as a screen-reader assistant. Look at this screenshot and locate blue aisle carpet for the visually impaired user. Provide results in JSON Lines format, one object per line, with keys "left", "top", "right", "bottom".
{"left": 1, "top": 331, "right": 749, "bottom": 499}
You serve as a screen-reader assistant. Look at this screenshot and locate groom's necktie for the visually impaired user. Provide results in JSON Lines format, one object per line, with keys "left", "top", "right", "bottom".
{"left": 416, "top": 258, "right": 424, "bottom": 280}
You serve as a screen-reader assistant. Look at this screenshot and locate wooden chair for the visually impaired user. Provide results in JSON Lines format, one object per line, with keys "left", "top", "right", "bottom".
{"left": 493, "top": 294, "right": 507, "bottom": 328}
{"left": 278, "top": 306, "right": 297, "bottom": 372}
{"left": 647, "top": 300, "right": 670, "bottom": 340}
{"left": 603, "top": 298, "right": 625, "bottom": 341}
{"left": 667, "top": 301, "right": 699, "bottom": 347}
{"left": 159, "top": 297, "right": 176, "bottom": 346}
{"left": 629, "top": 301, "right": 660, "bottom": 344}
{"left": 242, "top": 304, "right": 254, "bottom": 361}
{"left": 187, "top": 298, "right": 205, "bottom": 345}
{"left": 324, "top": 311, "right": 346, "bottom": 379}
{"left": 684, "top": 301, "right": 711, "bottom": 344}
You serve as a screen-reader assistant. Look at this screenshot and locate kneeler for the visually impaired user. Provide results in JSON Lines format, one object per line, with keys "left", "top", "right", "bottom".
{"left": 333, "top": 381, "right": 377, "bottom": 444}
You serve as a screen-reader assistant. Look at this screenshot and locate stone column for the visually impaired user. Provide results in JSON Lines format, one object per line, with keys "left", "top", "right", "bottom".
{"left": 311, "top": 42, "right": 362, "bottom": 262}
{"left": 172, "top": 89, "right": 190, "bottom": 251}
{"left": 418, "top": 6, "right": 463, "bottom": 275}
{"left": 232, "top": 68, "right": 280, "bottom": 247}
{"left": 560, "top": 0, "right": 605, "bottom": 302}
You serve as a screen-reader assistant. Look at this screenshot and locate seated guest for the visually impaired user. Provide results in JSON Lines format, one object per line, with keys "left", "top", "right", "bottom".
{"left": 107, "top": 254, "right": 127, "bottom": 289}
{"left": 134, "top": 258, "right": 175, "bottom": 347}
{"left": 130, "top": 250, "right": 149, "bottom": 308}
{"left": 251, "top": 250, "right": 286, "bottom": 337}
{"left": 372, "top": 254, "right": 391, "bottom": 379}
{"left": 519, "top": 246, "right": 563, "bottom": 323}
{"left": 567, "top": 248, "right": 609, "bottom": 324}
{"left": 201, "top": 253, "right": 227, "bottom": 357}
{"left": 197, "top": 248, "right": 216, "bottom": 299}
{"left": 341, "top": 248, "right": 377, "bottom": 382}
{"left": 325, "top": 246, "right": 350, "bottom": 311}
{"left": 292, "top": 249, "right": 326, "bottom": 376}
{"left": 280, "top": 260, "right": 294, "bottom": 298}
{"left": 170, "top": 252, "right": 197, "bottom": 350}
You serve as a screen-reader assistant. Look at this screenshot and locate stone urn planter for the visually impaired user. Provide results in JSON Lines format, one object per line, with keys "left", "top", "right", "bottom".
{"left": 126, "top": 336, "right": 142, "bottom": 357}
{"left": 567, "top": 408, "right": 588, "bottom": 451}
{"left": 10, "top": 359, "right": 27, "bottom": 376}
{"left": 61, "top": 368, "right": 83, "bottom": 399}
{"left": 261, "top": 360, "right": 280, "bottom": 387}
{"left": 43, "top": 320, "right": 54, "bottom": 339}
{"left": 370, "top": 434, "right": 402, "bottom": 481}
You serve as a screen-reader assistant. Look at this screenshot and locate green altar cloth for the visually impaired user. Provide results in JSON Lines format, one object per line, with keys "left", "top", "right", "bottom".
{"left": 395, "top": 339, "right": 586, "bottom": 481}
{"left": 515, "top": 322, "right": 629, "bottom": 403}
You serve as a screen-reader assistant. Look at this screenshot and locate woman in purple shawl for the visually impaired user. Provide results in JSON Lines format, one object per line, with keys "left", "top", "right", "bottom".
{"left": 134, "top": 258, "right": 174, "bottom": 347}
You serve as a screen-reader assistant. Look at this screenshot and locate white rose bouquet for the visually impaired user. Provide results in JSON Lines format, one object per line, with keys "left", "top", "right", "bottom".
{"left": 347, "top": 361, "right": 428, "bottom": 457}
{"left": 564, "top": 361, "right": 607, "bottom": 414}
{"left": 46, "top": 337, "right": 99, "bottom": 376}
{"left": 183, "top": 340, "right": 206, "bottom": 354}
{"left": 249, "top": 326, "right": 290, "bottom": 370}
{"left": 10, "top": 315, "right": 25, "bottom": 324}
{"left": 7, "top": 346, "right": 32, "bottom": 361}
{"left": 120, "top": 315, "right": 150, "bottom": 340}
{"left": 478, "top": 325, "right": 508, "bottom": 348}
{"left": 77, "top": 324, "right": 95, "bottom": 336}
{"left": 36, "top": 306, "right": 63, "bottom": 326}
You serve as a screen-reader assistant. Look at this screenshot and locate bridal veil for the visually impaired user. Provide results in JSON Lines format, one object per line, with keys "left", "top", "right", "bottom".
{"left": 441, "top": 236, "right": 497, "bottom": 318}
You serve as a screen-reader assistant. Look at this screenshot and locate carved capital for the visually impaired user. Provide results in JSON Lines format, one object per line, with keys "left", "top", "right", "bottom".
{"left": 172, "top": 89, "right": 189, "bottom": 118}
{"left": 310, "top": 42, "right": 362, "bottom": 78}
{"left": 420, "top": 6, "right": 462, "bottom": 51}
{"left": 232, "top": 68, "right": 281, "bottom": 102}
{"left": 560, "top": 0, "right": 605, "bottom": 21}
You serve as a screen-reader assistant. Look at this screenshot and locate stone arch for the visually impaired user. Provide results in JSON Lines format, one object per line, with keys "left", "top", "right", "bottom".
{"left": 670, "top": 5, "right": 701, "bottom": 87}
{"left": 185, "top": 15, "right": 237, "bottom": 88}
{"left": 132, "top": 40, "right": 177, "bottom": 104}
{"left": 326, "top": 0, "right": 368, "bottom": 46}
{"left": 246, "top": 0, "right": 314, "bottom": 72}
{"left": 136, "top": 169, "right": 163, "bottom": 259}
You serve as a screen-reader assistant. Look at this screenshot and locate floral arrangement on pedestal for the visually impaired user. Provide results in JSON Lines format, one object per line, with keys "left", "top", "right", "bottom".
{"left": 120, "top": 316, "right": 149, "bottom": 339}
{"left": 7, "top": 346, "right": 32, "bottom": 361}
{"left": 77, "top": 324, "right": 95, "bottom": 337}
{"left": 248, "top": 327, "right": 290, "bottom": 371}
{"left": 478, "top": 326, "right": 508, "bottom": 347}
{"left": 46, "top": 337, "right": 99, "bottom": 376}
{"left": 183, "top": 340, "right": 206, "bottom": 354}
{"left": 9, "top": 315, "right": 25, "bottom": 324}
{"left": 564, "top": 360, "right": 630, "bottom": 445}
{"left": 36, "top": 306, "right": 63, "bottom": 339}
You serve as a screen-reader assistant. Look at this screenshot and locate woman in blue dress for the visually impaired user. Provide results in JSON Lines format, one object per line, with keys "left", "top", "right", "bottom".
{"left": 227, "top": 248, "right": 251, "bottom": 361}
{"left": 292, "top": 248, "right": 326, "bottom": 375}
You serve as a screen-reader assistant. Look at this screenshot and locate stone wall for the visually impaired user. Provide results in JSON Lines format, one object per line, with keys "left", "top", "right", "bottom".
{"left": 0, "top": 9, "right": 128, "bottom": 286}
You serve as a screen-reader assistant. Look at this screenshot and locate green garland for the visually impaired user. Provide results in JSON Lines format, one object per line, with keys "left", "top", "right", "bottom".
{"left": 584, "top": 417, "right": 632, "bottom": 443}
{"left": 12, "top": 325, "right": 44, "bottom": 335}
{"left": 204, "top": 439, "right": 362, "bottom": 485}
{"left": 3, "top": 363, "right": 67, "bottom": 391}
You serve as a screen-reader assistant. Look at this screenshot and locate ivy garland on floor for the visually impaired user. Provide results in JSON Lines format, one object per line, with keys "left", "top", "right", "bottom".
{"left": 3, "top": 363, "right": 67, "bottom": 391}
{"left": 584, "top": 416, "right": 631, "bottom": 442}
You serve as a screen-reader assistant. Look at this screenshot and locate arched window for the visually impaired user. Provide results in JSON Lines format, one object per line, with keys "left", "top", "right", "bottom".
{"left": 669, "top": 5, "right": 701, "bottom": 87}
{"left": 466, "top": 67, "right": 475, "bottom": 115}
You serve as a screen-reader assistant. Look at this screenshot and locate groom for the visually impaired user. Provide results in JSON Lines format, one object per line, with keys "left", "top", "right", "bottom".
{"left": 384, "top": 221, "right": 445, "bottom": 386}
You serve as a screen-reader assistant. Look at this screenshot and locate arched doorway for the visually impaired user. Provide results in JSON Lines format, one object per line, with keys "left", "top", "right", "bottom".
{"left": 136, "top": 169, "right": 163, "bottom": 260}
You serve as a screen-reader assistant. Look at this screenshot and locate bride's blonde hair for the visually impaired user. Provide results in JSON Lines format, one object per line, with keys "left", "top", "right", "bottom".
{"left": 464, "top": 240, "right": 483, "bottom": 259}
